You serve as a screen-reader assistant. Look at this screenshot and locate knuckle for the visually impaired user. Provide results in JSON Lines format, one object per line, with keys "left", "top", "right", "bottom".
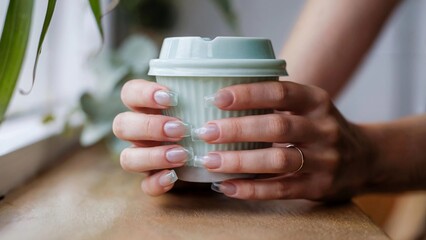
{"left": 325, "top": 120, "right": 340, "bottom": 144}
{"left": 276, "top": 82, "right": 289, "bottom": 104}
{"left": 227, "top": 119, "right": 244, "bottom": 140}
{"left": 245, "top": 183, "right": 257, "bottom": 199}
{"left": 271, "top": 148, "right": 289, "bottom": 172}
{"left": 327, "top": 150, "right": 340, "bottom": 170}
{"left": 276, "top": 182, "right": 291, "bottom": 199}
{"left": 328, "top": 127, "right": 340, "bottom": 145}
{"left": 315, "top": 88, "right": 330, "bottom": 104}
{"left": 145, "top": 117, "right": 153, "bottom": 137}
{"left": 144, "top": 116, "right": 158, "bottom": 140}
{"left": 315, "top": 89, "right": 333, "bottom": 113}
{"left": 227, "top": 152, "right": 244, "bottom": 172}
{"left": 268, "top": 115, "right": 289, "bottom": 136}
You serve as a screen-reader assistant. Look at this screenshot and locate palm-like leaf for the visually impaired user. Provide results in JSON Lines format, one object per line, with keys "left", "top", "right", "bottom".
{"left": 88, "top": 0, "right": 104, "bottom": 42}
{"left": 20, "top": 0, "right": 57, "bottom": 95}
{"left": 0, "top": 0, "right": 105, "bottom": 123}
{"left": 0, "top": 0, "right": 34, "bottom": 122}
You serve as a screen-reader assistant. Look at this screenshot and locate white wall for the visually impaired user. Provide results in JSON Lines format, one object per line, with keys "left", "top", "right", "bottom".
{"left": 170, "top": 0, "right": 426, "bottom": 122}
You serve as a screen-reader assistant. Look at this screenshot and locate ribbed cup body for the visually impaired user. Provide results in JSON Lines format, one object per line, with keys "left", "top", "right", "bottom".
{"left": 156, "top": 76, "right": 276, "bottom": 182}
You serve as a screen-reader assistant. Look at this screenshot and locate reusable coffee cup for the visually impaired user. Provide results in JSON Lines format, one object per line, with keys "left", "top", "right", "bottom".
{"left": 149, "top": 36, "right": 287, "bottom": 182}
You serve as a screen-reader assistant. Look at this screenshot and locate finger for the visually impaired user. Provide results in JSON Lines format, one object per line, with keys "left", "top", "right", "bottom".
{"left": 198, "top": 147, "right": 307, "bottom": 174}
{"left": 210, "top": 81, "right": 329, "bottom": 114}
{"left": 120, "top": 145, "right": 191, "bottom": 173}
{"left": 193, "top": 114, "right": 319, "bottom": 143}
{"left": 141, "top": 170, "right": 178, "bottom": 196}
{"left": 121, "top": 79, "right": 178, "bottom": 110}
{"left": 113, "top": 112, "right": 190, "bottom": 141}
{"left": 212, "top": 178, "right": 307, "bottom": 200}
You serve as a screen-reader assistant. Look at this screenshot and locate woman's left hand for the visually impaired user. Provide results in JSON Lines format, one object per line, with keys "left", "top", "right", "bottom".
{"left": 194, "top": 80, "right": 375, "bottom": 201}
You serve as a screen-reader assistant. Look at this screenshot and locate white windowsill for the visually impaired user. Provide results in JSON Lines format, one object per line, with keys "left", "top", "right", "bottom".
{"left": 0, "top": 108, "right": 83, "bottom": 196}
{"left": 0, "top": 112, "right": 64, "bottom": 157}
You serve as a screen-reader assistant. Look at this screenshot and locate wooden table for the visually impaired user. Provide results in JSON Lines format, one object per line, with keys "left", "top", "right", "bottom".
{"left": 0, "top": 145, "right": 389, "bottom": 240}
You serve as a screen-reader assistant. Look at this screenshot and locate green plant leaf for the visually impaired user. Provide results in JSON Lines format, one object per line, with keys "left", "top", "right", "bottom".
{"left": 20, "top": 0, "right": 57, "bottom": 95}
{"left": 79, "top": 89, "right": 126, "bottom": 146}
{"left": 88, "top": 0, "right": 104, "bottom": 42}
{"left": 118, "top": 35, "right": 158, "bottom": 76}
{"left": 80, "top": 121, "right": 111, "bottom": 146}
{"left": 210, "top": 0, "right": 239, "bottom": 33}
{"left": 89, "top": 48, "right": 129, "bottom": 97}
{"left": 106, "top": 135, "right": 128, "bottom": 157}
{"left": 0, "top": 0, "right": 34, "bottom": 122}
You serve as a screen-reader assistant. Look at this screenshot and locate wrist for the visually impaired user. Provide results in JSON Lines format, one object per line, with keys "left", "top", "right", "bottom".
{"left": 356, "top": 117, "right": 426, "bottom": 193}
{"left": 356, "top": 123, "right": 390, "bottom": 193}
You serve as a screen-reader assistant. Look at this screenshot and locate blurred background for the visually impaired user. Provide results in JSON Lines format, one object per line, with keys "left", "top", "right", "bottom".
{"left": 0, "top": 0, "right": 425, "bottom": 239}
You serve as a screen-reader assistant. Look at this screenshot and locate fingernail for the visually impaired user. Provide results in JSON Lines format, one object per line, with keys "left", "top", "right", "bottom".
{"left": 211, "top": 182, "right": 222, "bottom": 193}
{"left": 165, "top": 147, "right": 193, "bottom": 163}
{"left": 204, "top": 90, "right": 233, "bottom": 108}
{"left": 164, "top": 121, "right": 191, "bottom": 138}
{"left": 193, "top": 153, "right": 221, "bottom": 169}
{"left": 159, "top": 170, "right": 178, "bottom": 187}
{"left": 211, "top": 182, "right": 236, "bottom": 195}
{"left": 154, "top": 90, "right": 178, "bottom": 107}
{"left": 191, "top": 123, "right": 219, "bottom": 141}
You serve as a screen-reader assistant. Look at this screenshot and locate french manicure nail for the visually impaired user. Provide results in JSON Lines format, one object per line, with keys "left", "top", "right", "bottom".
{"left": 154, "top": 90, "right": 178, "bottom": 107}
{"left": 164, "top": 121, "right": 191, "bottom": 138}
{"left": 211, "top": 182, "right": 236, "bottom": 195}
{"left": 165, "top": 147, "right": 193, "bottom": 163}
{"left": 159, "top": 170, "right": 178, "bottom": 187}
{"left": 191, "top": 124, "right": 219, "bottom": 141}
{"left": 193, "top": 153, "right": 221, "bottom": 169}
{"left": 211, "top": 182, "right": 223, "bottom": 193}
{"left": 204, "top": 90, "right": 233, "bottom": 108}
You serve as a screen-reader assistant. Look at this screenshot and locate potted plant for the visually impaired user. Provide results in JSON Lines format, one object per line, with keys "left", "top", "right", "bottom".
{"left": 0, "top": 0, "right": 238, "bottom": 154}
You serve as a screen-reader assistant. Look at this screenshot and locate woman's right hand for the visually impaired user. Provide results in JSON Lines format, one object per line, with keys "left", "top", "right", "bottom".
{"left": 113, "top": 79, "right": 190, "bottom": 196}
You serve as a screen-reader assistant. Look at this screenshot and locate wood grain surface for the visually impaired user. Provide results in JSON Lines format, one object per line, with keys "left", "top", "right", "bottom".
{"left": 0, "top": 145, "right": 389, "bottom": 240}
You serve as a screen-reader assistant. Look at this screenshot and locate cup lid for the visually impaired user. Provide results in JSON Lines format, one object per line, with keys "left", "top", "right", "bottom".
{"left": 149, "top": 37, "right": 287, "bottom": 77}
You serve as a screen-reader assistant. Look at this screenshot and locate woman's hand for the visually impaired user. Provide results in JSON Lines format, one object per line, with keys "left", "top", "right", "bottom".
{"left": 113, "top": 79, "right": 376, "bottom": 201}
{"left": 113, "top": 79, "right": 192, "bottom": 196}
{"left": 193, "top": 80, "right": 375, "bottom": 201}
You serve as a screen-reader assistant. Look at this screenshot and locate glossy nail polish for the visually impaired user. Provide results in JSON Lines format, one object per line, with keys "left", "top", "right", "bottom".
{"left": 154, "top": 90, "right": 178, "bottom": 106}
{"left": 163, "top": 121, "right": 191, "bottom": 138}
{"left": 211, "top": 182, "right": 223, "bottom": 193}
{"left": 165, "top": 147, "right": 193, "bottom": 163}
{"left": 159, "top": 170, "right": 178, "bottom": 187}
{"left": 211, "top": 182, "right": 236, "bottom": 195}
{"left": 193, "top": 153, "right": 221, "bottom": 169}
{"left": 204, "top": 90, "right": 234, "bottom": 108}
{"left": 191, "top": 124, "right": 219, "bottom": 141}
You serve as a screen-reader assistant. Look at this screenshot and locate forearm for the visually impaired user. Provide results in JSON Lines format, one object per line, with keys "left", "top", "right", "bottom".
{"left": 361, "top": 114, "right": 426, "bottom": 192}
{"left": 281, "top": 0, "right": 400, "bottom": 98}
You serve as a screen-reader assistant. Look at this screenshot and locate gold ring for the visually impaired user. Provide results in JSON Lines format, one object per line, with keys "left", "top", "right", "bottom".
{"left": 286, "top": 144, "right": 305, "bottom": 174}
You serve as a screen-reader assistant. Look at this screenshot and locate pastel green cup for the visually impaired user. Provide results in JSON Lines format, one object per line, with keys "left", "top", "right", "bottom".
{"left": 149, "top": 37, "right": 287, "bottom": 182}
